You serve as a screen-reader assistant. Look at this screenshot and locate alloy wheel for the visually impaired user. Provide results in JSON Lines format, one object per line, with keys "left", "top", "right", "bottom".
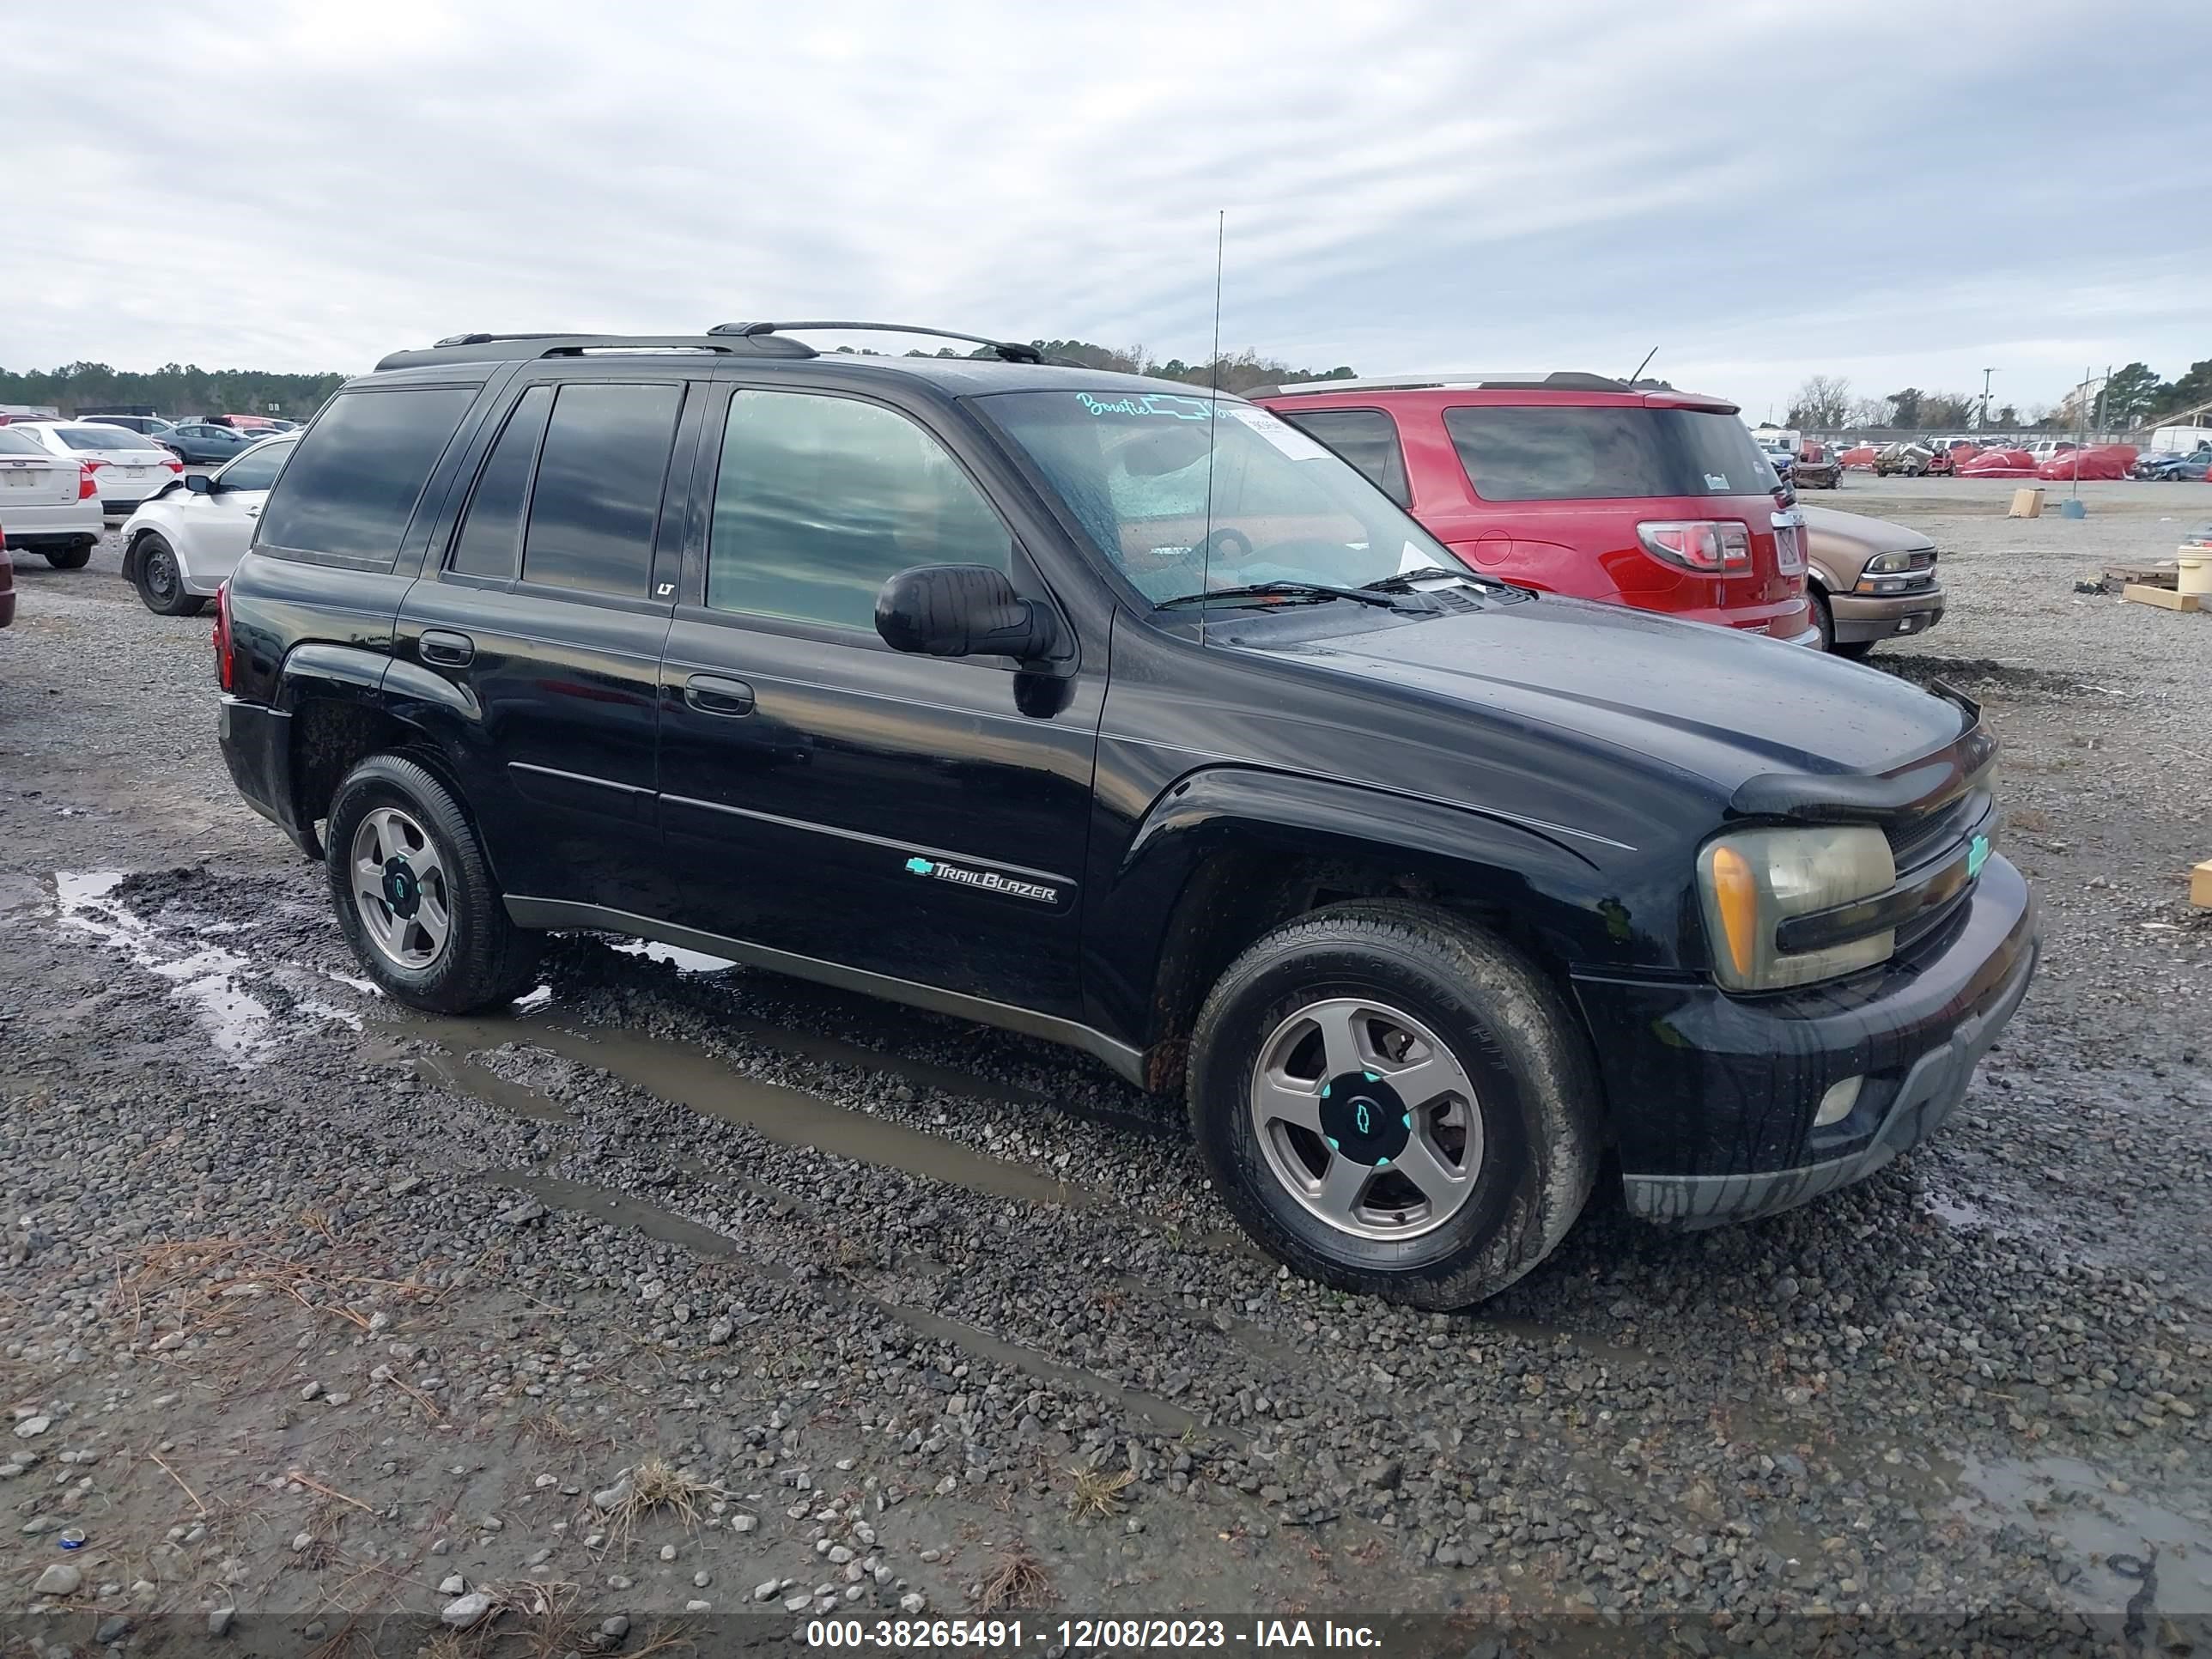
{"left": 350, "top": 805, "right": 453, "bottom": 969}
{"left": 1249, "top": 996, "right": 1483, "bottom": 1241}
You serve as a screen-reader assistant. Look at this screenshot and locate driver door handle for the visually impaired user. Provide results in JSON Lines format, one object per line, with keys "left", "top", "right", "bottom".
{"left": 684, "top": 673, "right": 755, "bottom": 716}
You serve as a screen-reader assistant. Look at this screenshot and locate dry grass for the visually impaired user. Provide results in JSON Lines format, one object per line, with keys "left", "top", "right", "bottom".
{"left": 972, "top": 1541, "right": 1053, "bottom": 1612}
{"left": 603, "top": 1454, "right": 724, "bottom": 1545}
{"left": 1065, "top": 1462, "right": 1134, "bottom": 1521}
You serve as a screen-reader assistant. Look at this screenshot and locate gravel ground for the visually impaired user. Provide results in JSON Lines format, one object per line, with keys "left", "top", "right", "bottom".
{"left": 0, "top": 483, "right": 2207, "bottom": 1655}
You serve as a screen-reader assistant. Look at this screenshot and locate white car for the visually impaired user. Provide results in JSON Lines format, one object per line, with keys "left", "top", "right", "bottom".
{"left": 118, "top": 434, "right": 295, "bottom": 614}
{"left": 10, "top": 421, "right": 184, "bottom": 516}
{"left": 0, "top": 425, "right": 103, "bottom": 568}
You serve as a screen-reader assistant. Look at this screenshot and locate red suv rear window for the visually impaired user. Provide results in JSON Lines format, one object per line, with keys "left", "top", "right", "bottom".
{"left": 1441, "top": 406, "right": 1779, "bottom": 502}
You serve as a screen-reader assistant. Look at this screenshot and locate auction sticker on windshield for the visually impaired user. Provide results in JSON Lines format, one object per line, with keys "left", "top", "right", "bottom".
{"left": 1224, "top": 404, "right": 1330, "bottom": 461}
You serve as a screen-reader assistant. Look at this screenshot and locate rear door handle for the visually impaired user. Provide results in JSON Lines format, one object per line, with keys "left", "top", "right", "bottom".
{"left": 684, "top": 673, "right": 755, "bottom": 716}
{"left": 420, "top": 629, "right": 475, "bottom": 667}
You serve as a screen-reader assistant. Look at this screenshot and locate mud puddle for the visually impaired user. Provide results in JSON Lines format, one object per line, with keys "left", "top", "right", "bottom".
{"left": 1956, "top": 1452, "right": 2212, "bottom": 1618}
{"left": 480, "top": 1170, "right": 766, "bottom": 1266}
{"left": 390, "top": 1010, "right": 1092, "bottom": 1209}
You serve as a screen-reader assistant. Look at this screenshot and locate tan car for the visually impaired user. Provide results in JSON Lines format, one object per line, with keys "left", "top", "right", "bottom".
{"left": 1800, "top": 504, "right": 1944, "bottom": 658}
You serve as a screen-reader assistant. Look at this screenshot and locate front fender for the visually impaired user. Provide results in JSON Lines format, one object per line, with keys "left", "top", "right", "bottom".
{"left": 1085, "top": 765, "right": 1659, "bottom": 1060}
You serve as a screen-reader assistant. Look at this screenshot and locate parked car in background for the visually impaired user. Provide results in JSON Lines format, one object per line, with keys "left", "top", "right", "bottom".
{"left": 0, "top": 425, "right": 104, "bottom": 567}
{"left": 1254, "top": 372, "right": 1814, "bottom": 643}
{"left": 2132, "top": 442, "right": 2212, "bottom": 481}
{"left": 9, "top": 422, "right": 183, "bottom": 515}
{"left": 212, "top": 324, "right": 2035, "bottom": 1306}
{"left": 118, "top": 434, "right": 295, "bottom": 614}
{"left": 1800, "top": 504, "right": 1943, "bottom": 656}
{"left": 161, "top": 421, "right": 268, "bottom": 465}
{"left": 2027, "top": 440, "right": 2078, "bottom": 465}
{"left": 76, "top": 414, "right": 174, "bottom": 437}
{"left": 1792, "top": 440, "right": 1842, "bottom": 489}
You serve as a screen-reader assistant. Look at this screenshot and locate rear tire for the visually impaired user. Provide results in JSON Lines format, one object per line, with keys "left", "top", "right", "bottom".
{"left": 325, "top": 753, "right": 542, "bottom": 1013}
{"left": 43, "top": 543, "right": 93, "bottom": 570}
{"left": 131, "top": 532, "right": 204, "bottom": 615}
{"left": 1833, "top": 639, "right": 1875, "bottom": 660}
{"left": 1186, "top": 902, "right": 1601, "bottom": 1310}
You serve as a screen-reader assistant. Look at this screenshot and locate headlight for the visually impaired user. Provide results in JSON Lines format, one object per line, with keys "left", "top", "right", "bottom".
{"left": 1863, "top": 550, "right": 1917, "bottom": 574}
{"left": 1697, "top": 825, "right": 1898, "bottom": 991}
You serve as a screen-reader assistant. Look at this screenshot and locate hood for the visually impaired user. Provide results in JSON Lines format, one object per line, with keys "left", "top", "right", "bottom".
{"left": 1229, "top": 594, "right": 1970, "bottom": 795}
{"left": 1798, "top": 502, "right": 1934, "bottom": 557}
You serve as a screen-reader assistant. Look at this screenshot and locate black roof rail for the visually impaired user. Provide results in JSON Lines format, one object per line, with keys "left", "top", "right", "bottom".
{"left": 1252, "top": 369, "right": 1636, "bottom": 399}
{"left": 708, "top": 320, "right": 1044, "bottom": 365}
{"left": 374, "top": 333, "right": 819, "bottom": 373}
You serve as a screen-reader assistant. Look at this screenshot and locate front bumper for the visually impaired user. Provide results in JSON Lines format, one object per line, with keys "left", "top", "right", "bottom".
{"left": 1830, "top": 587, "right": 1945, "bottom": 645}
{"left": 218, "top": 696, "right": 319, "bottom": 859}
{"left": 1573, "top": 854, "right": 2037, "bottom": 1226}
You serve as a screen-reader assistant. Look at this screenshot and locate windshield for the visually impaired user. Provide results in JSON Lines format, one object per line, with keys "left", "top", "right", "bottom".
{"left": 979, "top": 389, "right": 1456, "bottom": 605}
{"left": 57, "top": 424, "right": 161, "bottom": 452}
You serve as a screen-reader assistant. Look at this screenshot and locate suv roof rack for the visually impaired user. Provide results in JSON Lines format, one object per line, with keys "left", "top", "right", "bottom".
{"left": 707, "top": 320, "right": 1044, "bottom": 365}
{"left": 1249, "top": 370, "right": 1633, "bottom": 398}
{"left": 374, "top": 332, "right": 820, "bottom": 372}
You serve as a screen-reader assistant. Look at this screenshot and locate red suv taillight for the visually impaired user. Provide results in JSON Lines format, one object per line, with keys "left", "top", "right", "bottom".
{"left": 78, "top": 466, "right": 99, "bottom": 500}
{"left": 1635, "top": 520, "right": 1752, "bottom": 573}
{"left": 212, "top": 581, "right": 234, "bottom": 691}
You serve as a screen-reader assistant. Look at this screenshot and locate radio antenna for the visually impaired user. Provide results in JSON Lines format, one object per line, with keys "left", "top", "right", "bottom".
{"left": 1199, "top": 209, "right": 1224, "bottom": 645}
{"left": 1626, "top": 344, "right": 1658, "bottom": 385}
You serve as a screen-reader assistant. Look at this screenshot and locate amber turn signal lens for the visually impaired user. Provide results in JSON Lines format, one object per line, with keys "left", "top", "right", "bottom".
{"left": 1708, "top": 844, "right": 1758, "bottom": 979}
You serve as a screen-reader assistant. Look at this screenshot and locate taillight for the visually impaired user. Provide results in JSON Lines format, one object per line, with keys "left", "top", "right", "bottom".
{"left": 161, "top": 458, "right": 184, "bottom": 473}
{"left": 78, "top": 466, "right": 99, "bottom": 501}
{"left": 81, "top": 458, "right": 108, "bottom": 470}
{"left": 1636, "top": 520, "right": 1752, "bottom": 573}
{"left": 212, "top": 581, "right": 234, "bottom": 691}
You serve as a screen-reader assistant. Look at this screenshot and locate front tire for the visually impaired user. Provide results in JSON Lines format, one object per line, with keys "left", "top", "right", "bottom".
{"left": 325, "top": 753, "right": 542, "bottom": 1013}
{"left": 131, "top": 532, "right": 204, "bottom": 615}
{"left": 1187, "top": 902, "right": 1601, "bottom": 1310}
{"left": 43, "top": 542, "right": 94, "bottom": 570}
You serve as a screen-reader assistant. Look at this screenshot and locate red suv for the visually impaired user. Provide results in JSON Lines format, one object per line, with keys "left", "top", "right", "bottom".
{"left": 1253, "top": 374, "right": 1815, "bottom": 644}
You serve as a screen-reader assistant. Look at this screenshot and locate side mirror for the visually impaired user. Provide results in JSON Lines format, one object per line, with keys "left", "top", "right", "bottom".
{"left": 875, "top": 565, "right": 1060, "bottom": 664}
{"left": 184, "top": 473, "right": 213, "bottom": 495}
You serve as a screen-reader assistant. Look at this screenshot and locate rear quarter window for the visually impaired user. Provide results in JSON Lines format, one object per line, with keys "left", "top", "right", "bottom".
{"left": 257, "top": 386, "right": 477, "bottom": 564}
{"left": 1273, "top": 407, "right": 1410, "bottom": 506}
{"left": 1443, "top": 405, "right": 1780, "bottom": 501}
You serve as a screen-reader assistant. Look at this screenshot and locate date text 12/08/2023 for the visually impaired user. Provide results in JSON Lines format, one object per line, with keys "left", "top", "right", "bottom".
{"left": 803, "top": 1618, "right": 1388, "bottom": 1650}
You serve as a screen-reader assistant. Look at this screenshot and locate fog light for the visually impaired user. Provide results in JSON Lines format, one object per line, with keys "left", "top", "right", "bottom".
{"left": 1815, "top": 1075, "right": 1863, "bottom": 1127}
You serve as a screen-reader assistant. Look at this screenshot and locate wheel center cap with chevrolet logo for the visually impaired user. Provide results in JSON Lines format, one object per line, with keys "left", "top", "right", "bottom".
{"left": 381, "top": 860, "right": 422, "bottom": 919}
{"left": 1318, "top": 1070, "right": 1412, "bottom": 1167}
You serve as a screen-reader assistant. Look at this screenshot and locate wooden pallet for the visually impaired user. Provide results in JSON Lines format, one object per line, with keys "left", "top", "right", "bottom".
{"left": 2106, "top": 562, "right": 2179, "bottom": 589}
{"left": 2124, "top": 583, "right": 2201, "bottom": 611}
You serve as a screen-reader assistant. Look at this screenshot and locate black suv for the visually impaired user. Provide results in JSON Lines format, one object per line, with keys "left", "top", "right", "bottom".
{"left": 216, "top": 322, "right": 2038, "bottom": 1309}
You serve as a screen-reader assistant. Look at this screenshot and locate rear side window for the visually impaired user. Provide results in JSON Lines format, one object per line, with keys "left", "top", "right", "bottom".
{"left": 449, "top": 386, "right": 554, "bottom": 579}
{"left": 258, "top": 387, "right": 476, "bottom": 562}
{"left": 705, "top": 389, "right": 1009, "bottom": 631}
{"left": 520, "top": 383, "right": 682, "bottom": 596}
{"left": 1275, "top": 408, "right": 1410, "bottom": 506}
{"left": 1442, "top": 405, "right": 1781, "bottom": 501}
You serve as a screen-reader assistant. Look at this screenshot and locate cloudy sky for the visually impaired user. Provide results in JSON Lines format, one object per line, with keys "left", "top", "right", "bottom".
{"left": 9, "top": 0, "right": 2208, "bottom": 417}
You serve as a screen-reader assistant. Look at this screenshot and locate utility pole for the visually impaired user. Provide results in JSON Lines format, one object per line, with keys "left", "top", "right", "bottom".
{"left": 2094, "top": 363, "right": 2111, "bottom": 439}
{"left": 1980, "top": 367, "right": 1995, "bottom": 431}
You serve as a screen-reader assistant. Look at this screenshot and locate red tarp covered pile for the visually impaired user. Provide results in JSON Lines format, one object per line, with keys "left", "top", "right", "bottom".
{"left": 1839, "top": 445, "right": 1881, "bottom": 468}
{"left": 2036, "top": 445, "right": 2137, "bottom": 481}
{"left": 1957, "top": 447, "right": 2037, "bottom": 477}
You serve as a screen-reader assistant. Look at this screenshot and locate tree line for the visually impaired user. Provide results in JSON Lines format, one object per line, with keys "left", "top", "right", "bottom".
{"left": 4, "top": 342, "right": 1355, "bottom": 419}
{"left": 0, "top": 362, "right": 348, "bottom": 420}
{"left": 1787, "top": 359, "right": 2212, "bottom": 434}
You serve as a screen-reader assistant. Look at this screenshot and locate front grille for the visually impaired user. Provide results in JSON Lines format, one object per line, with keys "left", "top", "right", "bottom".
{"left": 1886, "top": 786, "right": 1988, "bottom": 874}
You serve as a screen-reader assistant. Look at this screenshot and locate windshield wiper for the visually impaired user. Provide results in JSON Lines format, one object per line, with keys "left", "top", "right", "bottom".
{"left": 1156, "top": 580, "right": 1405, "bottom": 611}
{"left": 1362, "top": 565, "right": 1522, "bottom": 597}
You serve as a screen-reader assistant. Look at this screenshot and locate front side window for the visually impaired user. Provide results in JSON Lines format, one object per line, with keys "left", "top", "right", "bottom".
{"left": 258, "top": 387, "right": 476, "bottom": 561}
{"left": 1443, "top": 405, "right": 1783, "bottom": 501}
{"left": 706, "top": 389, "right": 1010, "bottom": 630}
{"left": 520, "top": 382, "right": 682, "bottom": 597}
{"left": 449, "top": 386, "right": 553, "bottom": 579}
{"left": 981, "top": 390, "right": 1449, "bottom": 605}
{"left": 1273, "top": 407, "right": 1410, "bottom": 506}
{"left": 216, "top": 441, "right": 295, "bottom": 493}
